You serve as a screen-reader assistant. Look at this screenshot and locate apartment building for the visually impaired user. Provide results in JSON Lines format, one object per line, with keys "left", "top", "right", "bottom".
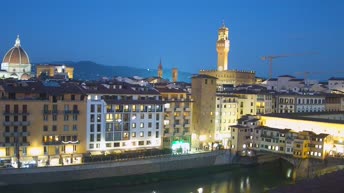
{"left": 81, "top": 81, "right": 164, "bottom": 154}
{"left": 0, "top": 80, "right": 86, "bottom": 167}
{"left": 156, "top": 87, "right": 192, "bottom": 152}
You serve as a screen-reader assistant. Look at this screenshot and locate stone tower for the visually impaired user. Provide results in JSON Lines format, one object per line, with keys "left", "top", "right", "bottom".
{"left": 172, "top": 68, "right": 178, "bottom": 82}
{"left": 158, "top": 59, "right": 163, "bottom": 78}
{"left": 191, "top": 74, "right": 217, "bottom": 148}
{"left": 216, "top": 21, "right": 230, "bottom": 71}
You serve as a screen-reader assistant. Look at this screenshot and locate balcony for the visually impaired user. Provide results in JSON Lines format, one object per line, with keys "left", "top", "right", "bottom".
{"left": 175, "top": 108, "right": 182, "bottom": 112}
{"left": 42, "top": 141, "right": 63, "bottom": 145}
{"left": 183, "top": 130, "right": 191, "bottom": 135}
{"left": 106, "top": 109, "right": 115, "bottom": 113}
{"left": 21, "top": 121, "right": 30, "bottom": 126}
{"left": 184, "top": 124, "right": 190, "bottom": 128}
{"left": 174, "top": 124, "right": 182, "bottom": 128}
{"left": 260, "top": 134, "right": 278, "bottom": 139}
{"left": 3, "top": 132, "right": 14, "bottom": 137}
{"left": 72, "top": 110, "right": 80, "bottom": 114}
{"left": 20, "top": 142, "right": 30, "bottom": 146}
{"left": 42, "top": 110, "right": 52, "bottom": 114}
{"left": 173, "top": 132, "right": 182, "bottom": 136}
{"left": 64, "top": 110, "right": 73, "bottom": 114}
{"left": 52, "top": 110, "right": 59, "bottom": 114}
{"left": 21, "top": 131, "right": 30, "bottom": 136}
{"left": 3, "top": 121, "right": 11, "bottom": 126}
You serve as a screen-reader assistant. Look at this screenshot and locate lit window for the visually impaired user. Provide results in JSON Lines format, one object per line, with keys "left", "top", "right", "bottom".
{"left": 140, "top": 131, "right": 144, "bottom": 137}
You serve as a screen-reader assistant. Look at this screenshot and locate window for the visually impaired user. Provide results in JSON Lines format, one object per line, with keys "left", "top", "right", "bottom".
{"left": 132, "top": 123, "right": 136, "bottom": 128}
{"left": 43, "top": 114, "right": 48, "bottom": 121}
{"left": 146, "top": 141, "right": 151, "bottom": 145}
{"left": 5, "top": 148, "right": 10, "bottom": 156}
{"left": 22, "top": 115, "right": 27, "bottom": 121}
{"left": 91, "top": 105, "right": 95, "bottom": 113}
{"left": 97, "top": 114, "right": 101, "bottom": 122}
{"left": 52, "top": 125, "right": 57, "bottom": 131}
{"left": 140, "top": 123, "right": 144, "bottom": 128}
{"left": 89, "top": 144, "right": 94, "bottom": 149}
{"left": 23, "top": 105, "right": 27, "bottom": 113}
{"left": 73, "top": 125, "right": 77, "bottom": 131}
{"left": 139, "top": 141, "right": 144, "bottom": 146}
{"left": 140, "top": 114, "right": 144, "bottom": 119}
{"left": 140, "top": 131, "right": 144, "bottom": 137}
{"left": 97, "top": 124, "right": 101, "bottom": 132}
{"left": 53, "top": 114, "right": 57, "bottom": 121}
{"left": 43, "top": 125, "right": 48, "bottom": 132}
{"left": 90, "top": 115, "right": 95, "bottom": 122}
{"left": 22, "top": 147, "right": 27, "bottom": 155}
{"left": 156, "top": 131, "right": 159, "bottom": 138}
{"left": 114, "top": 142, "right": 120, "bottom": 147}
{"left": 148, "top": 131, "right": 152, "bottom": 137}
{"left": 90, "top": 124, "right": 94, "bottom": 132}
{"left": 148, "top": 113, "right": 152, "bottom": 119}
{"left": 148, "top": 122, "right": 152, "bottom": 128}
{"left": 132, "top": 132, "right": 136, "bottom": 137}
{"left": 22, "top": 126, "right": 27, "bottom": 132}
{"left": 64, "top": 125, "right": 69, "bottom": 131}
{"left": 73, "top": 114, "right": 78, "bottom": 121}
{"left": 5, "top": 104, "right": 10, "bottom": 113}
{"left": 14, "top": 105, "right": 19, "bottom": 113}
{"left": 90, "top": 134, "right": 94, "bottom": 142}
{"left": 97, "top": 104, "right": 102, "bottom": 112}
{"left": 64, "top": 115, "right": 69, "bottom": 121}
{"left": 96, "top": 134, "right": 101, "bottom": 141}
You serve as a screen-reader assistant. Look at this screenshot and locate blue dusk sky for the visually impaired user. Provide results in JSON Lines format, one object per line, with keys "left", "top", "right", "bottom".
{"left": 0, "top": 0, "right": 343, "bottom": 79}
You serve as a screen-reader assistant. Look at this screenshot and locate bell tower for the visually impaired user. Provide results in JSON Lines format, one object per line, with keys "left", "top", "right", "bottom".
{"left": 216, "top": 21, "right": 230, "bottom": 71}
{"left": 158, "top": 58, "right": 163, "bottom": 78}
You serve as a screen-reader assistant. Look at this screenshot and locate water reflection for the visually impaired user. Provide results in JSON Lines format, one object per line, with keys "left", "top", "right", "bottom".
{"left": 41, "top": 161, "right": 294, "bottom": 193}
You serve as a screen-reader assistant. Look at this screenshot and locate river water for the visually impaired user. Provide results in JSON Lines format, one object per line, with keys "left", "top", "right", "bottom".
{"left": 81, "top": 161, "right": 294, "bottom": 193}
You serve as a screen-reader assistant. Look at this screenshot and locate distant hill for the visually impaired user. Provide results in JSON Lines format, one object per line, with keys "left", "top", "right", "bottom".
{"left": 32, "top": 61, "right": 193, "bottom": 82}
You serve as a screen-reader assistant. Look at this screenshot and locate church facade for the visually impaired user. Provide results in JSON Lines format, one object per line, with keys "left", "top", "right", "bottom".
{"left": 0, "top": 36, "right": 31, "bottom": 80}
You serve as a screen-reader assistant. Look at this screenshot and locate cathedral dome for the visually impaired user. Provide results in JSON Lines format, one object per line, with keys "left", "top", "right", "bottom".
{"left": 2, "top": 36, "right": 30, "bottom": 65}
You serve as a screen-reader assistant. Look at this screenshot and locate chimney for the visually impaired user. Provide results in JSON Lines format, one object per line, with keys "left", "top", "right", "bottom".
{"left": 172, "top": 68, "right": 178, "bottom": 82}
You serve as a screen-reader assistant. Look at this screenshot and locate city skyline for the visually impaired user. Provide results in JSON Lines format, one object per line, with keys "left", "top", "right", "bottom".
{"left": 1, "top": 0, "right": 344, "bottom": 79}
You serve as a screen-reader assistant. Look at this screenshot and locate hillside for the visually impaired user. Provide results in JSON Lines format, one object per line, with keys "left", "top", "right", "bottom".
{"left": 33, "top": 61, "right": 193, "bottom": 82}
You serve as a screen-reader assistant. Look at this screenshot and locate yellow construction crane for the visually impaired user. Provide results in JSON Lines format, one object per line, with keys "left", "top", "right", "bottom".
{"left": 261, "top": 52, "right": 318, "bottom": 79}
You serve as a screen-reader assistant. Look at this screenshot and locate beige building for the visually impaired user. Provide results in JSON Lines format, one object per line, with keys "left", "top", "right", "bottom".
{"left": 36, "top": 64, "right": 74, "bottom": 80}
{"left": 0, "top": 81, "right": 86, "bottom": 167}
{"left": 157, "top": 87, "right": 192, "bottom": 152}
{"left": 215, "top": 94, "right": 238, "bottom": 148}
{"left": 191, "top": 74, "right": 217, "bottom": 148}
{"left": 261, "top": 112, "right": 344, "bottom": 158}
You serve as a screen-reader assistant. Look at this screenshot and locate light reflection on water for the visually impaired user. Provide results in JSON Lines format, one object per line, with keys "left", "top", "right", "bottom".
{"left": 83, "top": 161, "right": 294, "bottom": 193}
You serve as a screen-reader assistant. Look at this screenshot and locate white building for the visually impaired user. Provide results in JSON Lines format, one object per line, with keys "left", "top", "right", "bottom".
{"left": 328, "top": 77, "right": 344, "bottom": 93}
{"left": 295, "top": 95, "right": 326, "bottom": 113}
{"left": 82, "top": 82, "right": 164, "bottom": 154}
